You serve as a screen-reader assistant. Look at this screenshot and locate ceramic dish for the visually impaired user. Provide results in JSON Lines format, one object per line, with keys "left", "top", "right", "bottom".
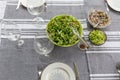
{"left": 20, "top": 0, "right": 45, "bottom": 8}
{"left": 89, "top": 29, "right": 107, "bottom": 45}
{"left": 88, "top": 9, "right": 110, "bottom": 28}
{"left": 107, "top": 0, "right": 120, "bottom": 12}
{"left": 41, "top": 62, "right": 76, "bottom": 80}
{"left": 77, "top": 42, "right": 88, "bottom": 50}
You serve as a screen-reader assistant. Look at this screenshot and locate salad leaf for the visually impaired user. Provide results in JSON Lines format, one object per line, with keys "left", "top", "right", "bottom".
{"left": 46, "top": 15, "right": 83, "bottom": 47}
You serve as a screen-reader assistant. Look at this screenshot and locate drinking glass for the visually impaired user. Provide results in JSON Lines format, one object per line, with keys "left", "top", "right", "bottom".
{"left": 32, "top": 17, "right": 45, "bottom": 28}
{"left": 34, "top": 33, "right": 54, "bottom": 56}
{"left": 2, "top": 21, "right": 21, "bottom": 41}
{"left": 1, "top": 21, "right": 24, "bottom": 47}
{"left": 27, "top": 4, "right": 45, "bottom": 15}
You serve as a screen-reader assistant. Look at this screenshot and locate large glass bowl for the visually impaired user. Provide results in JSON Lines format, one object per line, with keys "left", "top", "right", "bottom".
{"left": 46, "top": 14, "right": 83, "bottom": 47}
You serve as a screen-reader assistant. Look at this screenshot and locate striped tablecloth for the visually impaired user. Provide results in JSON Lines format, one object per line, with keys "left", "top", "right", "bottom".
{"left": 0, "top": 0, "right": 120, "bottom": 80}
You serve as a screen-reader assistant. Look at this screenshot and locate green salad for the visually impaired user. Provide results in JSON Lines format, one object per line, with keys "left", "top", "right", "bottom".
{"left": 89, "top": 29, "right": 106, "bottom": 45}
{"left": 46, "top": 15, "right": 83, "bottom": 47}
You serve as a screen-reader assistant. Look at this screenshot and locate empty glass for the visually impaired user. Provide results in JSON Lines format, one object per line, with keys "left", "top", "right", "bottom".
{"left": 1, "top": 21, "right": 24, "bottom": 47}
{"left": 1, "top": 21, "right": 21, "bottom": 41}
{"left": 27, "top": 4, "right": 46, "bottom": 15}
{"left": 34, "top": 33, "right": 54, "bottom": 56}
{"left": 32, "top": 17, "right": 45, "bottom": 28}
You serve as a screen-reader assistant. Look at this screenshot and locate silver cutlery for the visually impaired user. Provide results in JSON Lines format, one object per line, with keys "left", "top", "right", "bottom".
{"left": 73, "top": 62, "right": 80, "bottom": 80}
{"left": 104, "top": 0, "right": 109, "bottom": 12}
{"left": 37, "top": 66, "right": 43, "bottom": 80}
{"left": 94, "top": 21, "right": 100, "bottom": 28}
{"left": 116, "top": 63, "right": 120, "bottom": 74}
{"left": 70, "top": 24, "right": 90, "bottom": 49}
{"left": 16, "top": 0, "right": 21, "bottom": 10}
{"left": 44, "top": 3, "right": 47, "bottom": 12}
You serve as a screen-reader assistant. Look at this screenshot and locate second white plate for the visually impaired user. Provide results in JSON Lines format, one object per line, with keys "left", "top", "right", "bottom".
{"left": 41, "top": 62, "right": 76, "bottom": 80}
{"left": 20, "top": 0, "right": 45, "bottom": 8}
{"left": 107, "top": 0, "right": 120, "bottom": 12}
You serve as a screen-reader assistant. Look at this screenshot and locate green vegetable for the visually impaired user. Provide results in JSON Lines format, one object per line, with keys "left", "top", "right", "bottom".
{"left": 89, "top": 29, "right": 106, "bottom": 45}
{"left": 46, "top": 15, "right": 83, "bottom": 47}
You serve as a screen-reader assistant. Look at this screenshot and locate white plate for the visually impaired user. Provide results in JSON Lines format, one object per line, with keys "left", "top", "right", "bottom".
{"left": 107, "top": 0, "right": 120, "bottom": 12}
{"left": 20, "top": 0, "right": 45, "bottom": 8}
{"left": 41, "top": 62, "right": 76, "bottom": 80}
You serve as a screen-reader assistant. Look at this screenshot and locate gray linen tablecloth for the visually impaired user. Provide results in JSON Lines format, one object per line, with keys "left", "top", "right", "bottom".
{"left": 85, "top": 0, "right": 120, "bottom": 80}
{"left": 0, "top": 38, "right": 89, "bottom": 80}
{"left": 0, "top": 0, "right": 89, "bottom": 79}
{"left": 0, "top": 0, "right": 120, "bottom": 80}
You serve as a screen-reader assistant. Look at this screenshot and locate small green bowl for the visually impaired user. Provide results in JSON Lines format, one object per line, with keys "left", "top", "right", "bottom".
{"left": 46, "top": 14, "right": 83, "bottom": 47}
{"left": 89, "top": 29, "right": 107, "bottom": 46}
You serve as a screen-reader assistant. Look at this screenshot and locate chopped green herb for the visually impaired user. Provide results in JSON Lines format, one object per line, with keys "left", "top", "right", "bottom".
{"left": 46, "top": 15, "right": 83, "bottom": 47}
{"left": 89, "top": 29, "right": 106, "bottom": 45}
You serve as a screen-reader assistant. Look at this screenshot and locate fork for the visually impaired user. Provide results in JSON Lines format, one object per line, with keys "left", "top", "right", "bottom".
{"left": 104, "top": 0, "right": 109, "bottom": 12}
{"left": 70, "top": 24, "right": 90, "bottom": 49}
{"left": 73, "top": 62, "right": 80, "bottom": 80}
{"left": 116, "top": 63, "right": 120, "bottom": 74}
{"left": 94, "top": 20, "right": 100, "bottom": 28}
{"left": 16, "top": 0, "right": 21, "bottom": 10}
{"left": 37, "top": 66, "right": 42, "bottom": 80}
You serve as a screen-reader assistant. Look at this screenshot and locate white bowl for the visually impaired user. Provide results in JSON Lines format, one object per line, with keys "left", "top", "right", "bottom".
{"left": 88, "top": 9, "right": 110, "bottom": 28}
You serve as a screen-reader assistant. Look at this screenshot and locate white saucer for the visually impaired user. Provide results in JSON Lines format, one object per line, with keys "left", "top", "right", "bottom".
{"left": 107, "top": 0, "right": 120, "bottom": 12}
{"left": 20, "top": 0, "right": 45, "bottom": 8}
{"left": 41, "top": 62, "right": 76, "bottom": 80}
